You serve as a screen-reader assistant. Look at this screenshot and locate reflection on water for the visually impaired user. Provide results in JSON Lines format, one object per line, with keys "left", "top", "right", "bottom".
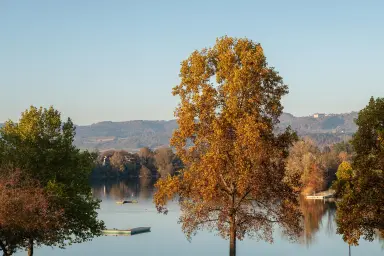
{"left": 93, "top": 179, "right": 338, "bottom": 247}
{"left": 299, "top": 197, "right": 336, "bottom": 246}
{"left": 92, "top": 179, "right": 376, "bottom": 249}
{"left": 15, "top": 179, "right": 384, "bottom": 255}
{"left": 92, "top": 177, "right": 156, "bottom": 201}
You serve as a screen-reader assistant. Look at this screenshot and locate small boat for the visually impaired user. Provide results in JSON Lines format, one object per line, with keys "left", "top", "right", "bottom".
{"left": 102, "top": 227, "right": 151, "bottom": 236}
{"left": 116, "top": 200, "right": 138, "bottom": 205}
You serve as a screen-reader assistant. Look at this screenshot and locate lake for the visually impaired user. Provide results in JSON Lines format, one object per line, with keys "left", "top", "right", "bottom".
{"left": 15, "top": 178, "right": 384, "bottom": 255}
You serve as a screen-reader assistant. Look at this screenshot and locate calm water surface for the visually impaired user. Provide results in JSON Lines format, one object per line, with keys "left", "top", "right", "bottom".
{"left": 15, "top": 179, "right": 384, "bottom": 255}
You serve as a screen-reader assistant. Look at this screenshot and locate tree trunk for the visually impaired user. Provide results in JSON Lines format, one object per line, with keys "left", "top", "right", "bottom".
{"left": 0, "top": 240, "right": 10, "bottom": 256}
{"left": 229, "top": 215, "right": 236, "bottom": 256}
{"left": 27, "top": 238, "right": 33, "bottom": 256}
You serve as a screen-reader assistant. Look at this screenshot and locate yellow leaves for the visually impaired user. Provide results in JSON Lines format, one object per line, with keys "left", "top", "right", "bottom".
{"left": 153, "top": 175, "right": 180, "bottom": 209}
{"left": 378, "top": 130, "right": 384, "bottom": 148}
{"left": 336, "top": 161, "right": 354, "bottom": 181}
{"left": 1, "top": 106, "right": 63, "bottom": 144}
{"left": 154, "top": 36, "right": 300, "bottom": 244}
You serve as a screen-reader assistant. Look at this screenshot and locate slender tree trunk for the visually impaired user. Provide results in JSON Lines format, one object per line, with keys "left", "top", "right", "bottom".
{"left": 27, "top": 238, "right": 33, "bottom": 256}
{"left": 229, "top": 214, "right": 236, "bottom": 256}
{"left": 0, "top": 240, "right": 10, "bottom": 256}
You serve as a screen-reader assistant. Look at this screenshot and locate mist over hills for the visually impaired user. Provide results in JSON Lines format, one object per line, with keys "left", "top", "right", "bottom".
{"left": 72, "top": 112, "right": 358, "bottom": 151}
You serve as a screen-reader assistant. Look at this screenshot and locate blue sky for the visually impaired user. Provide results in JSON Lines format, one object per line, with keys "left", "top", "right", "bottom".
{"left": 1, "top": 0, "right": 383, "bottom": 125}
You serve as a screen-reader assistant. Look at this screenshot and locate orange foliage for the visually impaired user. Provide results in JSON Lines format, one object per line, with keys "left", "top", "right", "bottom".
{"left": 154, "top": 36, "right": 302, "bottom": 255}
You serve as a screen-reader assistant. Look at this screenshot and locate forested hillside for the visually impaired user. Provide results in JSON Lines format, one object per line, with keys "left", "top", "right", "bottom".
{"left": 72, "top": 112, "right": 358, "bottom": 150}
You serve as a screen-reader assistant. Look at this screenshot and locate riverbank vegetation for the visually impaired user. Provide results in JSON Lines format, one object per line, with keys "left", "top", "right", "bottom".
{"left": 91, "top": 147, "right": 183, "bottom": 180}
{"left": 332, "top": 97, "right": 384, "bottom": 246}
{"left": 285, "top": 138, "right": 353, "bottom": 195}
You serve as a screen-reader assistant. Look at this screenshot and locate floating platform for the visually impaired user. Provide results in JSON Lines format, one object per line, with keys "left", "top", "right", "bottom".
{"left": 102, "top": 227, "right": 151, "bottom": 236}
{"left": 116, "top": 200, "right": 138, "bottom": 205}
{"left": 306, "top": 190, "right": 335, "bottom": 200}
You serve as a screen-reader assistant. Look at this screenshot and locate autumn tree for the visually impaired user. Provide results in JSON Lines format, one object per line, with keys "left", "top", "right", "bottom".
{"left": 331, "top": 161, "right": 354, "bottom": 199}
{"left": 110, "top": 151, "right": 126, "bottom": 172}
{"left": 336, "top": 162, "right": 354, "bottom": 181}
{"left": 154, "top": 36, "right": 302, "bottom": 256}
{"left": 154, "top": 147, "right": 175, "bottom": 178}
{"left": 0, "top": 106, "right": 105, "bottom": 254}
{"left": 0, "top": 168, "right": 65, "bottom": 256}
{"left": 285, "top": 139, "right": 326, "bottom": 195}
{"left": 138, "top": 147, "right": 155, "bottom": 169}
{"left": 138, "top": 147, "right": 153, "bottom": 161}
{"left": 336, "top": 97, "right": 384, "bottom": 245}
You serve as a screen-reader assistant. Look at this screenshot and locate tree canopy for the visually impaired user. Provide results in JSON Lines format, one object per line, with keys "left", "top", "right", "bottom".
{"left": 0, "top": 106, "right": 105, "bottom": 254}
{"left": 154, "top": 147, "right": 176, "bottom": 178}
{"left": 335, "top": 97, "right": 384, "bottom": 245}
{"left": 285, "top": 139, "right": 325, "bottom": 195}
{"left": 0, "top": 168, "right": 65, "bottom": 256}
{"left": 154, "top": 36, "right": 302, "bottom": 256}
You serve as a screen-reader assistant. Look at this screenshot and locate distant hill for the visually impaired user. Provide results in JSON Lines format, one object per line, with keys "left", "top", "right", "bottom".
{"left": 73, "top": 112, "right": 358, "bottom": 151}
{"left": 278, "top": 112, "right": 357, "bottom": 134}
{"left": 74, "top": 120, "right": 178, "bottom": 151}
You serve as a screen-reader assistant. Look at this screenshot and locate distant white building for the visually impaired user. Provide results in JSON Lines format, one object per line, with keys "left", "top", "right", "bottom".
{"left": 102, "top": 156, "right": 108, "bottom": 166}
{"left": 313, "top": 113, "right": 325, "bottom": 118}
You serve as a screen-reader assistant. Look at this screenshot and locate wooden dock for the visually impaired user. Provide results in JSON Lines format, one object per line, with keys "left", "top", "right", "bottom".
{"left": 116, "top": 200, "right": 138, "bottom": 205}
{"left": 102, "top": 227, "right": 151, "bottom": 236}
{"left": 306, "top": 190, "right": 335, "bottom": 200}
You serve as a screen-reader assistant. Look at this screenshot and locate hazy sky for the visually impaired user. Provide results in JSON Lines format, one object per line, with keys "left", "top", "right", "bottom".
{"left": 1, "top": 0, "right": 383, "bottom": 125}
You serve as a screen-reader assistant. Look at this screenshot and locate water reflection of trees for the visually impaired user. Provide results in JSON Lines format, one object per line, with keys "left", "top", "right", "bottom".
{"left": 376, "top": 231, "right": 384, "bottom": 250}
{"left": 91, "top": 178, "right": 155, "bottom": 200}
{"left": 139, "top": 177, "right": 153, "bottom": 200}
{"left": 299, "top": 197, "right": 336, "bottom": 246}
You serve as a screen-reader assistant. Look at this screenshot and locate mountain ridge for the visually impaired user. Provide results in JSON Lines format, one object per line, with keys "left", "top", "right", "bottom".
{"left": 72, "top": 112, "right": 358, "bottom": 151}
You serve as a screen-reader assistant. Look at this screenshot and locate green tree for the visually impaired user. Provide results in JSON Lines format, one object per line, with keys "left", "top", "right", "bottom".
{"left": 154, "top": 36, "right": 302, "bottom": 256}
{"left": 336, "top": 97, "right": 384, "bottom": 245}
{"left": 321, "top": 148, "right": 340, "bottom": 187}
{"left": 0, "top": 106, "right": 105, "bottom": 255}
{"left": 331, "top": 161, "right": 353, "bottom": 198}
